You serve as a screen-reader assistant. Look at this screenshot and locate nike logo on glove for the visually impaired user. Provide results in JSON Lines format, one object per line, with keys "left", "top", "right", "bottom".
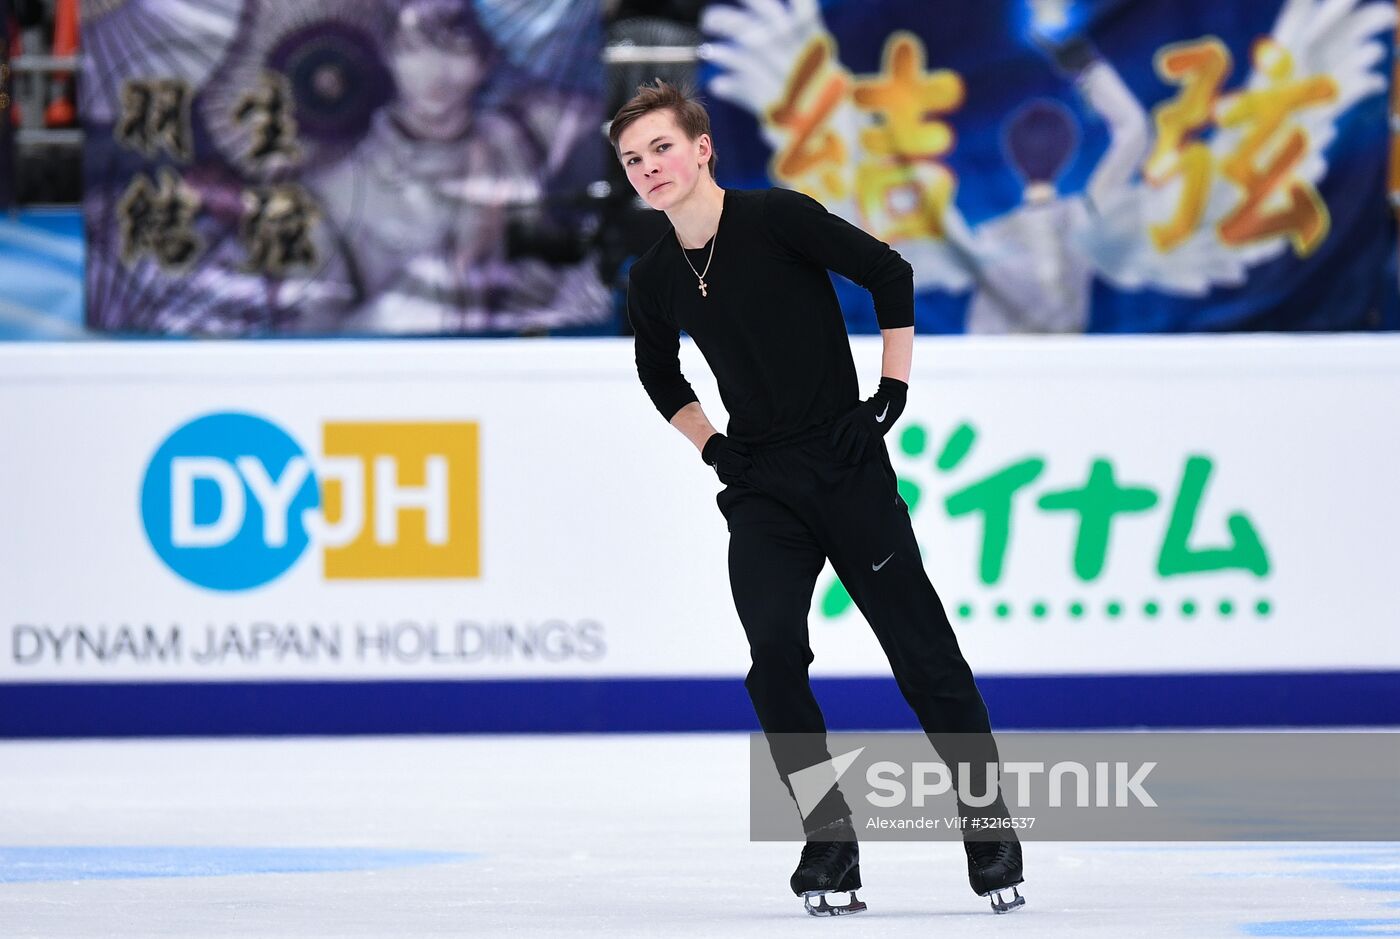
{"left": 875, "top": 403, "right": 890, "bottom": 423}
{"left": 872, "top": 552, "right": 894, "bottom": 571}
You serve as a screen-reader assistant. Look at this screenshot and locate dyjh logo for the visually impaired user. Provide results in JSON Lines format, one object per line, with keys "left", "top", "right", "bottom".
{"left": 141, "top": 412, "right": 480, "bottom": 591}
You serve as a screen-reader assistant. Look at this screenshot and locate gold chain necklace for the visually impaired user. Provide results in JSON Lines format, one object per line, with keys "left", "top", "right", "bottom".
{"left": 676, "top": 228, "right": 717, "bottom": 298}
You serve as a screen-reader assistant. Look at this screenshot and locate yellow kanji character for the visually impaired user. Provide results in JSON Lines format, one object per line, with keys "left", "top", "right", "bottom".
{"left": 850, "top": 32, "right": 964, "bottom": 242}
{"left": 765, "top": 35, "right": 851, "bottom": 200}
{"left": 1216, "top": 39, "right": 1338, "bottom": 257}
{"left": 853, "top": 31, "right": 963, "bottom": 159}
{"left": 856, "top": 160, "right": 955, "bottom": 241}
{"left": 1145, "top": 38, "right": 1232, "bottom": 252}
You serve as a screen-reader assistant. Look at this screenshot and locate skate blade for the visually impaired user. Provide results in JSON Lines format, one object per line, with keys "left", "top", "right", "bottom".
{"left": 802, "top": 890, "right": 867, "bottom": 917}
{"left": 980, "top": 885, "right": 1025, "bottom": 914}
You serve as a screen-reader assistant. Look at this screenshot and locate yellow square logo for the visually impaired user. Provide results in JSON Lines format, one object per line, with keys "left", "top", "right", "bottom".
{"left": 319, "top": 422, "right": 480, "bottom": 579}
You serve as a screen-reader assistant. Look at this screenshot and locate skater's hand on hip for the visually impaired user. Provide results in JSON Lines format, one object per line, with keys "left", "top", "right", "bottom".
{"left": 830, "top": 377, "right": 908, "bottom": 465}
{"left": 702, "top": 432, "right": 753, "bottom": 485}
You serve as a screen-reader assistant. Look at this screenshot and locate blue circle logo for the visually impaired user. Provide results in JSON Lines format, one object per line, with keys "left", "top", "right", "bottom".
{"left": 141, "top": 412, "right": 321, "bottom": 591}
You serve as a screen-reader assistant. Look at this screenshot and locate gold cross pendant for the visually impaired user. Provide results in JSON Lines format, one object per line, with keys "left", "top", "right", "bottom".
{"left": 698, "top": 280, "right": 708, "bottom": 297}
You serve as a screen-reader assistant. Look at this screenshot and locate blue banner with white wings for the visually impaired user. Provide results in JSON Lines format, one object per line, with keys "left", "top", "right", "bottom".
{"left": 702, "top": 0, "right": 1399, "bottom": 334}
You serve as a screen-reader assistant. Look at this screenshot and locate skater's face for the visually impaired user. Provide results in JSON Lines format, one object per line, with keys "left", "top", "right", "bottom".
{"left": 617, "top": 110, "right": 713, "bottom": 211}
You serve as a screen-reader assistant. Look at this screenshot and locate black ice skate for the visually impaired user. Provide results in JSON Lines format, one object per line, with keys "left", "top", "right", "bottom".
{"left": 790, "top": 822, "right": 866, "bottom": 916}
{"left": 965, "top": 837, "right": 1025, "bottom": 913}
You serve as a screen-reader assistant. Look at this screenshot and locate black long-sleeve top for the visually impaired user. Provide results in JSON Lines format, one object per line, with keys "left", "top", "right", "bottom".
{"left": 627, "top": 187, "right": 914, "bottom": 446}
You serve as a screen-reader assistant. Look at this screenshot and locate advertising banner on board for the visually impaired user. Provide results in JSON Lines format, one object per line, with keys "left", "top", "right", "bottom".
{"left": 2, "top": 337, "right": 1397, "bottom": 686}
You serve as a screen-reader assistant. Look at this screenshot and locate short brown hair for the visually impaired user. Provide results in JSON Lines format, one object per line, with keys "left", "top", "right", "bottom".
{"left": 608, "top": 80, "right": 717, "bottom": 177}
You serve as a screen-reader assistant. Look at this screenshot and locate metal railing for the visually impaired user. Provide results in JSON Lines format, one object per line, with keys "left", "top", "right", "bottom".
{"left": 602, "top": 45, "right": 702, "bottom": 64}
{"left": 9, "top": 54, "right": 81, "bottom": 148}
{"left": 12, "top": 54, "right": 78, "bottom": 71}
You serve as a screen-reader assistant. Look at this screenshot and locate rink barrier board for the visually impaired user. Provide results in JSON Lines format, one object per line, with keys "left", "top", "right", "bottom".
{"left": 2, "top": 670, "right": 1398, "bottom": 737}
{"left": 6, "top": 337, "right": 1400, "bottom": 731}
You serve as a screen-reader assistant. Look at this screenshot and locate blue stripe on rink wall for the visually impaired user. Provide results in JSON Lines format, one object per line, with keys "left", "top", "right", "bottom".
{"left": 2, "top": 671, "right": 1399, "bottom": 737}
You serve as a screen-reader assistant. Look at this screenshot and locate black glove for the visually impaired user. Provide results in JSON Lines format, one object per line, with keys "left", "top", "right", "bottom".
{"left": 702, "top": 432, "right": 752, "bottom": 485}
{"left": 1032, "top": 32, "right": 1100, "bottom": 77}
{"left": 830, "top": 377, "right": 908, "bottom": 465}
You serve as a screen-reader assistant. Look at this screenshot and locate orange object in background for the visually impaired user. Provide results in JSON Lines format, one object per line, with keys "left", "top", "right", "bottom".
{"left": 43, "top": 0, "right": 77, "bottom": 128}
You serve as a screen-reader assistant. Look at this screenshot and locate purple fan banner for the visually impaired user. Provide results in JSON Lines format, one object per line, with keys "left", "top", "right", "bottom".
{"left": 80, "top": 0, "right": 608, "bottom": 336}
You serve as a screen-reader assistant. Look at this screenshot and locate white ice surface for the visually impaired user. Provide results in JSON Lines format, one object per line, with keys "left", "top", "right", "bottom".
{"left": 1, "top": 733, "right": 1397, "bottom": 937}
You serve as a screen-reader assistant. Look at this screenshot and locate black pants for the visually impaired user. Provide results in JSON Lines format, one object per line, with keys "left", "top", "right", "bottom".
{"left": 718, "top": 431, "right": 1001, "bottom": 832}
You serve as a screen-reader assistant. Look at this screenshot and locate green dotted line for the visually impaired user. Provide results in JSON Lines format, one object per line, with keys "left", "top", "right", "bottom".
{"left": 955, "top": 599, "right": 1273, "bottom": 621}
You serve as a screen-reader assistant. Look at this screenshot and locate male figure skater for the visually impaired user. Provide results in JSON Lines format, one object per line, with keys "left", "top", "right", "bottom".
{"left": 611, "top": 81, "right": 1023, "bottom": 916}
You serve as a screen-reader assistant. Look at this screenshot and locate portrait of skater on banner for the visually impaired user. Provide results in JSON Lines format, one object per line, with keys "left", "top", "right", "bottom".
{"left": 296, "top": 0, "right": 609, "bottom": 334}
